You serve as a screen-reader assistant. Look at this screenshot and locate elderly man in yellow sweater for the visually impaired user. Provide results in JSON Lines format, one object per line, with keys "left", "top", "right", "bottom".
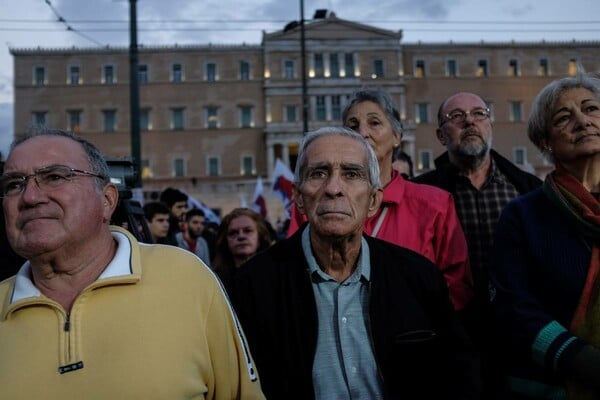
{"left": 0, "top": 128, "right": 264, "bottom": 399}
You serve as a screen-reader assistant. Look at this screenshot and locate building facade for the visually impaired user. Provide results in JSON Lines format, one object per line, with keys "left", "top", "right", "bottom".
{"left": 11, "top": 12, "right": 600, "bottom": 221}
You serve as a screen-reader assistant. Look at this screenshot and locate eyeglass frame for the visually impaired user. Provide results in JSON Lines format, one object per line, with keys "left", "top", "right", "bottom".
{"left": 0, "top": 164, "right": 108, "bottom": 198}
{"left": 439, "top": 107, "right": 491, "bottom": 127}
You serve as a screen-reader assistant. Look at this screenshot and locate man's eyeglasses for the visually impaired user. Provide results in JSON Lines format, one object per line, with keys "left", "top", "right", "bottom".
{"left": 440, "top": 108, "right": 490, "bottom": 126}
{"left": 0, "top": 164, "right": 107, "bottom": 198}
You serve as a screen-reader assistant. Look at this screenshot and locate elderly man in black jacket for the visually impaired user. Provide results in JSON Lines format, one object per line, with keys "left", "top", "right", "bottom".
{"left": 414, "top": 91, "right": 541, "bottom": 398}
{"left": 233, "top": 126, "right": 480, "bottom": 399}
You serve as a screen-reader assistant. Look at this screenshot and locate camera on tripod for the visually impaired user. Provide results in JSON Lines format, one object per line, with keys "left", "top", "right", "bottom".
{"left": 106, "top": 157, "right": 152, "bottom": 243}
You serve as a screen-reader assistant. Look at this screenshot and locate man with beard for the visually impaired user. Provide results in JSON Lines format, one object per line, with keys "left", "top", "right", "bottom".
{"left": 414, "top": 91, "right": 541, "bottom": 398}
{"left": 176, "top": 208, "right": 211, "bottom": 266}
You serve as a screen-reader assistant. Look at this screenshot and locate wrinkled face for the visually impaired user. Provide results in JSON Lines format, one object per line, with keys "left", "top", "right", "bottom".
{"left": 545, "top": 87, "right": 600, "bottom": 165}
{"left": 2, "top": 136, "right": 113, "bottom": 259}
{"left": 148, "top": 213, "right": 170, "bottom": 241}
{"left": 226, "top": 215, "right": 260, "bottom": 260}
{"left": 187, "top": 215, "right": 205, "bottom": 238}
{"left": 437, "top": 93, "right": 493, "bottom": 160}
{"left": 343, "top": 101, "right": 400, "bottom": 167}
{"left": 294, "top": 135, "right": 381, "bottom": 239}
{"left": 171, "top": 201, "right": 188, "bottom": 220}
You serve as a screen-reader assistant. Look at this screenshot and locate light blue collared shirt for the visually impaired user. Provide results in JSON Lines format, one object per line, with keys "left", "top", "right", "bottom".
{"left": 302, "top": 226, "right": 383, "bottom": 400}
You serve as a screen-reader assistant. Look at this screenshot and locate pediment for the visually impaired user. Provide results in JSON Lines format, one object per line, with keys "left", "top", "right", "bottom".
{"left": 264, "top": 15, "right": 402, "bottom": 42}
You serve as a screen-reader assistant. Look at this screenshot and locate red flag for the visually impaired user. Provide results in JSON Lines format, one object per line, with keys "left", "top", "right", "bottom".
{"left": 252, "top": 176, "right": 267, "bottom": 218}
{"left": 271, "top": 159, "right": 294, "bottom": 213}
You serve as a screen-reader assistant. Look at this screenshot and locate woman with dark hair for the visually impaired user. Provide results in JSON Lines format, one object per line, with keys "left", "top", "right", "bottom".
{"left": 490, "top": 72, "right": 600, "bottom": 399}
{"left": 213, "top": 208, "right": 273, "bottom": 294}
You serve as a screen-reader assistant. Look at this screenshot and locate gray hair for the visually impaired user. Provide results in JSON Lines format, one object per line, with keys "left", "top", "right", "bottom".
{"left": 294, "top": 126, "right": 381, "bottom": 189}
{"left": 342, "top": 87, "right": 404, "bottom": 136}
{"left": 10, "top": 127, "right": 111, "bottom": 189}
{"left": 528, "top": 71, "right": 600, "bottom": 161}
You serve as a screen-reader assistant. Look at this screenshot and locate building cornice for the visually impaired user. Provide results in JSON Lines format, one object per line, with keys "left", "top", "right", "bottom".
{"left": 9, "top": 43, "right": 262, "bottom": 56}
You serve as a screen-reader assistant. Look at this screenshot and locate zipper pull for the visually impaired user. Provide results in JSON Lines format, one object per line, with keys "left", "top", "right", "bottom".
{"left": 64, "top": 313, "right": 71, "bottom": 331}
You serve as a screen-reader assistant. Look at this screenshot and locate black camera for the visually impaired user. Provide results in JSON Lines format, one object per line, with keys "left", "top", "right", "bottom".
{"left": 105, "top": 157, "right": 152, "bottom": 243}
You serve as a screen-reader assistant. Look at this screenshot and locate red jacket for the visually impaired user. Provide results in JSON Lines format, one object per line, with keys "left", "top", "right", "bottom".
{"left": 288, "top": 171, "right": 473, "bottom": 310}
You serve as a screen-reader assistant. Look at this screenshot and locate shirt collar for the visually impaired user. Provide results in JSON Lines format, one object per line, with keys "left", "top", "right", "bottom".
{"left": 300, "top": 225, "right": 371, "bottom": 283}
{"left": 457, "top": 157, "right": 507, "bottom": 188}
{"left": 11, "top": 230, "right": 133, "bottom": 303}
{"left": 381, "top": 169, "right": 404, "bottom": 206}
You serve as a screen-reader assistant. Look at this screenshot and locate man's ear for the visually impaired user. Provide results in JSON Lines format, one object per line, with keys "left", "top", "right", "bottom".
{"left": 293, "top": 184, "right": 305, "bottom": 215}
{"left": 102, "top": 183, "right": 119, "bottom": 223}
{"left": 367, "top": 188, "right": 383, "bottom": 218}
{"left": 436, "top": 127, "right": 446, "bottom": 146}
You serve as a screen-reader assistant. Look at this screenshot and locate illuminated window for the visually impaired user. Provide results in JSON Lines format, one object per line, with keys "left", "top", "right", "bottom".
{"left": 67, "top": 110, "right": 82, "bottom": 132}
{"left": 415, "top": 60, "right": 425, "bottom": 78}
{"left": 206, "top": 107, "right": 219, "bottom": 129}
{"left": 568, "top": 58, "right": 577, "bottom": 76}
{"left": 477, "top": 60, "right": 488, "bottom": 77}
{"left": 373, "top": 59, "right": 384, "bottom": 78}
{"left": 538, "top": 58, "right": 549, "bottom": 76}
{"left": 508, "top": 59, "right": 520, "bottom": 77}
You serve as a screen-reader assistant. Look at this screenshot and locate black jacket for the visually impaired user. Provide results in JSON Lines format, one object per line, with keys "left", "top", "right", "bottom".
{"left": 413, "top": 150, "right": 542, "bottom": 195}
{"left": 233, "top": 227, "right": 481, "bottom": 399}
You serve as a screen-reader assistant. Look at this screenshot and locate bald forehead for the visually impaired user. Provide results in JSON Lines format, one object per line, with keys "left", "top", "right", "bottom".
{"left": 441, "top": 92, "right": 486, "bottom": 113}
{"left": 6, "top": 135, "right": 88, "bottom": 170}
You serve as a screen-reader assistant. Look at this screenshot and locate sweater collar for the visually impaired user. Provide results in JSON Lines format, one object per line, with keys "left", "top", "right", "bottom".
{"left": 7, "top": 227, "right": 137, "bottom": 307}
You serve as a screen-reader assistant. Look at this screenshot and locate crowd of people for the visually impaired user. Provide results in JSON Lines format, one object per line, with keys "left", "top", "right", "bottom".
{"left": 0, "top": 70, "right": 598, "bottom": 399}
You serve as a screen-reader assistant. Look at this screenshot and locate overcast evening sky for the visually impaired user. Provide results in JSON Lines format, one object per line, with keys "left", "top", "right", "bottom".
{"left": 0, "top": 0, "right": 599, "bottom": 157}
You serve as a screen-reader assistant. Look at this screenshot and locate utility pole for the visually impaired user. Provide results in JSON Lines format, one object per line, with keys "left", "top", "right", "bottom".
{"left": 129, "top": 0, "right": 142, "bottom": 188}
{"left": 300, "top": 0, "right": 309, "bottom": 135}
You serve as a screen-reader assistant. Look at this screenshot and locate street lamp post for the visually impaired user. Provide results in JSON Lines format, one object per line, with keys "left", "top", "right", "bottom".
{"left": 129, "top": 0, "right": 142, "bottom": 188}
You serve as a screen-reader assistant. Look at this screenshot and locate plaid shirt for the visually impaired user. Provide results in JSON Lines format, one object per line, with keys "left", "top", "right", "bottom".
{"left": 454, "top": 159, "right": 519, "bottom": 290}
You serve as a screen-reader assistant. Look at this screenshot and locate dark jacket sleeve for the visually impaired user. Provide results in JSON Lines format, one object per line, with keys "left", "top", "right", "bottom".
{"left": 232, "top": 232, "right": 318, "bottom": 400}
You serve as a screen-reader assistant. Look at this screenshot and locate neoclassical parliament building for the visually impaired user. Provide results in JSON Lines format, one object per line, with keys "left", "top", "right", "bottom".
{"left": 10, "top": 11, "right": 600, "bottom": 219}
